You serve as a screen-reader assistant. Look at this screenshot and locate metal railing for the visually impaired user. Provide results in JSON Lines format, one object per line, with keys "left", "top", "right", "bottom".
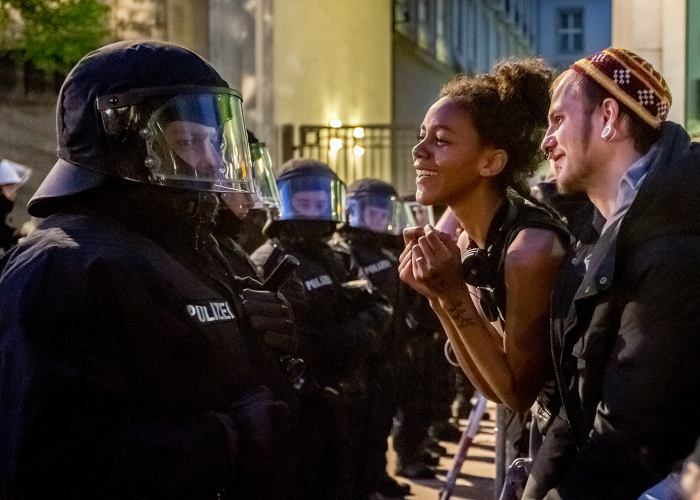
{"left": 281, "top": 123, "right": 418, "bottom": 196}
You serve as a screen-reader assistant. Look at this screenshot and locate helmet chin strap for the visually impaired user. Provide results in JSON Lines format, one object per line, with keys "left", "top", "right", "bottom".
{"left": 176, "top": 191, "right": 220, "bottom": 225}
{"left": 171, "top": 191, "right": 220, "bottom": 250}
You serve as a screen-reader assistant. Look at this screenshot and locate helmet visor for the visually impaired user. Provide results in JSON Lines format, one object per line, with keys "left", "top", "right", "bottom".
{"left": 145, "top": 93, "right": 253, "bottom": 192}
{"left": 250, "top": 142, "right": 282, "bottom": 212}
{"left": 346, "top": 192, "right": 408, "bottom": 235}
{"left": 404, "top": 200, "right": 435, "bottom": 227}
{"left": 277, "top": 172, "right": 345, "bottom": 222}
{"left": 99, "top": 88, "right": 254, "bottom": 193}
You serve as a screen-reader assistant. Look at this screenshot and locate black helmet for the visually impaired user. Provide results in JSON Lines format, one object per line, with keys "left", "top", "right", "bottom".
{"left": 29, "top": 40, "right": 254, "bottom": 217}
{"left": 345, "top": 178, "right": 412, "bottom": 235}
{"left": 275, "top": 159, "right": 345, "bottom": 222}
{"left": 262, "top": 159, "right": 345, "bottom": 240}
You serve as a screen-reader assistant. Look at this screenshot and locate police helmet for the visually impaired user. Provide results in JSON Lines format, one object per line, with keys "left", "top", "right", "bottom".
{"left": 401, "top": 193, "right": 435, "bottom": 227}
{"left": 248, "top": 136, "right": 282, "bottom": 212}
{"left": 275, "top": 159, "right": 345, "bottom": 222}
{"left": 28, "top": 41, "right": 254, "bottom": 217}
{"left": 219, "top": 130, "right": 281, "bottom": 221}
{"left": 345, "top": 178, "right": 412, "bottom": 235}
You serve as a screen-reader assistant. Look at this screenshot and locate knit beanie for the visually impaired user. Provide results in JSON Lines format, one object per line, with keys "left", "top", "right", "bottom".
{"left": 571, "top": 47, "right": 672, "bottom": 129}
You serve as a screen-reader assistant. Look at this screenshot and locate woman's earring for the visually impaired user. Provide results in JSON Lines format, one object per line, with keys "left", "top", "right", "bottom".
{"left": 601, "top": 123, "right": 616, "bottom": 141}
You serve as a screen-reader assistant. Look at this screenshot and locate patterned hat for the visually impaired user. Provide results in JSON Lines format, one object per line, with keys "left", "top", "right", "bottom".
{"left": 571, "top": 47, "right": 672, "bottom": 129}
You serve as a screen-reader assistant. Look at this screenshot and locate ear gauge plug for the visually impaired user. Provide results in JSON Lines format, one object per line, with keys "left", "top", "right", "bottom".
{"left": 601, "top": 123, "right": 616, "bottom": 141}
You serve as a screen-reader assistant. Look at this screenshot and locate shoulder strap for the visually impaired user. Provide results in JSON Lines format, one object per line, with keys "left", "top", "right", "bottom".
{"left": 492, "top": 193, "right": 571, "bottom": 314}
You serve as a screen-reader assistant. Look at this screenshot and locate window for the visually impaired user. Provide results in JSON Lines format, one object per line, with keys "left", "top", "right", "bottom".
{"left": 394, "top": 0, "right": 417, "bottom": 38}
{"left": 557, "top": 8, "right": 584, "bottom": 54}
{"left": 417, "top": 0, "right": 436, "bottom": 53}
{"left": 452, "top": 0, "right": 465, "bottom": 57}
{"left": 468, "top": 0, "right": 477, "bottom": 64}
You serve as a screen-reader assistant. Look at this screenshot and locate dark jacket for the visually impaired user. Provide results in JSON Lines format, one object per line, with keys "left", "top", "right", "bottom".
{"left": 0, "top": 222, "right": 17, "bottom": 254}
{"left": 331, "top": 230, "right": 402, "bottom": 354}
{"left": 530, "top": 122, "right": 700, "bottom": 499}
{"left": 0, "top": 212, "right": 280, "bottom": 499}
{"left": 252, "top": 237, "right": 369, "bottom": 390}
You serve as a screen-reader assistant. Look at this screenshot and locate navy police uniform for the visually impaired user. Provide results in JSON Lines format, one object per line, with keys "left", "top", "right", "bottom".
{"left": 0, "top": 41, "right": 291, "bottom": 500}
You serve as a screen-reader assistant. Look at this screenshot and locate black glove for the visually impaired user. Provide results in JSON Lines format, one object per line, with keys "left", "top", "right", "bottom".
{"left": 229, "top": 386, "right": 291, "bottom": 472}
{"left": 240, "top": 286, "right": 298, "bottom": 355}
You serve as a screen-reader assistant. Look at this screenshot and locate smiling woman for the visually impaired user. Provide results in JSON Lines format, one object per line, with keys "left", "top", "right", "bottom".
{"left": 399, "top": 58, "right": 570, "bottom": 492}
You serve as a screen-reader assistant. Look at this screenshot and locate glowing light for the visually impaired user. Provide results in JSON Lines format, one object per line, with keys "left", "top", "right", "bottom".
{"left": 353, "top": 145, "right": 365, "bottom": 157}
{"left": 330, "top": 138, "right": 344, "bottom": 152}
{"left": 353, "top": 127, "right": 365, "bottom": 139}
{"left": 329, "top": 119, "right": 343, "bottom": 128}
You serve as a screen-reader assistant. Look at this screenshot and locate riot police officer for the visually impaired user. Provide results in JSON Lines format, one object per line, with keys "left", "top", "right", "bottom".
{"left": 332, "top": 178, "right": 413, "bottom": 497}
{"left": 0, "top": 41, "right": 292, "bottom": 499}
{"left": 251, "top": 159, "right": 375, "bottom": 500}
{"left": 213, "top": 130, "right": 281, "bottom": 279}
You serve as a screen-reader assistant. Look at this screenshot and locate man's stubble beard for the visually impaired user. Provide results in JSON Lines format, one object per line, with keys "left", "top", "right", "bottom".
{"left": 557, "top": 112, "right": 594, "bottom": 196}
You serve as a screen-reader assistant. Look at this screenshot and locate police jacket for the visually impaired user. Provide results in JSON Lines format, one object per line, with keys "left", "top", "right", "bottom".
{"left": 252, "top": 234, "right": 369, "bottom": 390}
{"left": 212, "top": 210, "right": 263, "bottom": 280}
{"left": 331, "top": 230, "right": 403, "bottom": 353}
{"left": 0, "top": 210, "right": 281, "bottom": 499}
{"left": 332, "top": 230, "right": 400, "bottom": 304}
{"left": 534, "top": 122, "right": 700, "bottom": 499}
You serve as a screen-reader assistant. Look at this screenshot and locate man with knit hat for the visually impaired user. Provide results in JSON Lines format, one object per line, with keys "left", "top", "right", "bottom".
{"left": 524, "top": 48, "right": 700, "bottom": 498}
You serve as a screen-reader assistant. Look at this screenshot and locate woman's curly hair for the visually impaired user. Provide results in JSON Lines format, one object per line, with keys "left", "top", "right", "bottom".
{"left": 440, "top": 58, "right": 553, "bottom": 196}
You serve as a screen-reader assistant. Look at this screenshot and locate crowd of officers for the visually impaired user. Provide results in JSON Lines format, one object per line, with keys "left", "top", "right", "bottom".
{"left": 234, "top": 158, "right": 468, "bottom": 499}
{"left": 0, "top": 41, "right": 470, "bottom": 500}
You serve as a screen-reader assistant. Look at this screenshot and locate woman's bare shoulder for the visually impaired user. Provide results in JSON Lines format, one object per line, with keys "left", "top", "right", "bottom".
{"left": 505, "top": 227, "right": 566, "bottom": 273}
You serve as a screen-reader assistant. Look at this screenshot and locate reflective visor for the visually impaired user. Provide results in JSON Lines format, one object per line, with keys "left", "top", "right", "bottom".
{"left": 98, "top": 88, "right": 255, "bottom": 193}
{"left": 404, "top": 200, "right": 435, "bottom": 227}
{"left": 346, "top": 192, "right": 411, "bottom": 235}
{"left": 277, "top": 172, "right": 345, "bottom": 222}
{"left": 250, "top": 142, "right": 282, "bottom": 212}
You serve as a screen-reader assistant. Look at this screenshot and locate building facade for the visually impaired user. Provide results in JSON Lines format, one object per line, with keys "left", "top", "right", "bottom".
{"left": 209, "top": 0, "right": 542, "bottom": 194}
{"left": 392, "top": 0, "right": 539, "bottom": 193}
{"left": 536, "top": 0, "right": 611, "bottom": 71}
{"left": 611, "top": 0, "right": 688, "bottom": 129}
{"left": 23, "top": 1, "right": 689, "bottom": 225}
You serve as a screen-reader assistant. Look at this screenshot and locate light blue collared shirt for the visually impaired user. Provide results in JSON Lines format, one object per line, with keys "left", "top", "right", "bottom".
{"left": 600, "top": 143, "right": 659, "bottom": 236}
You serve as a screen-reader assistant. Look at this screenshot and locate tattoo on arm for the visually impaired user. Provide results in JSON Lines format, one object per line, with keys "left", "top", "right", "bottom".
{"left": 442, "top": 295, "right": 480, "bottom": 328}
{"left": 432, "top": 276, "right": 480, "bottom": 327}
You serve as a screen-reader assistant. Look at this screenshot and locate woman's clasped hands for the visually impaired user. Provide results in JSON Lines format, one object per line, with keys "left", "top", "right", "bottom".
{"left": 398, "top": 224, "right": 465, "bottom": 300}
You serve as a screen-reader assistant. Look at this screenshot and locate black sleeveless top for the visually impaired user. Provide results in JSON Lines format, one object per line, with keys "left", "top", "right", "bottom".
{"left": 488, "top": 192, "right": 571, "bottom": 316}
{"left": 480, "top": 192, "right": 571, "bottom": 431}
